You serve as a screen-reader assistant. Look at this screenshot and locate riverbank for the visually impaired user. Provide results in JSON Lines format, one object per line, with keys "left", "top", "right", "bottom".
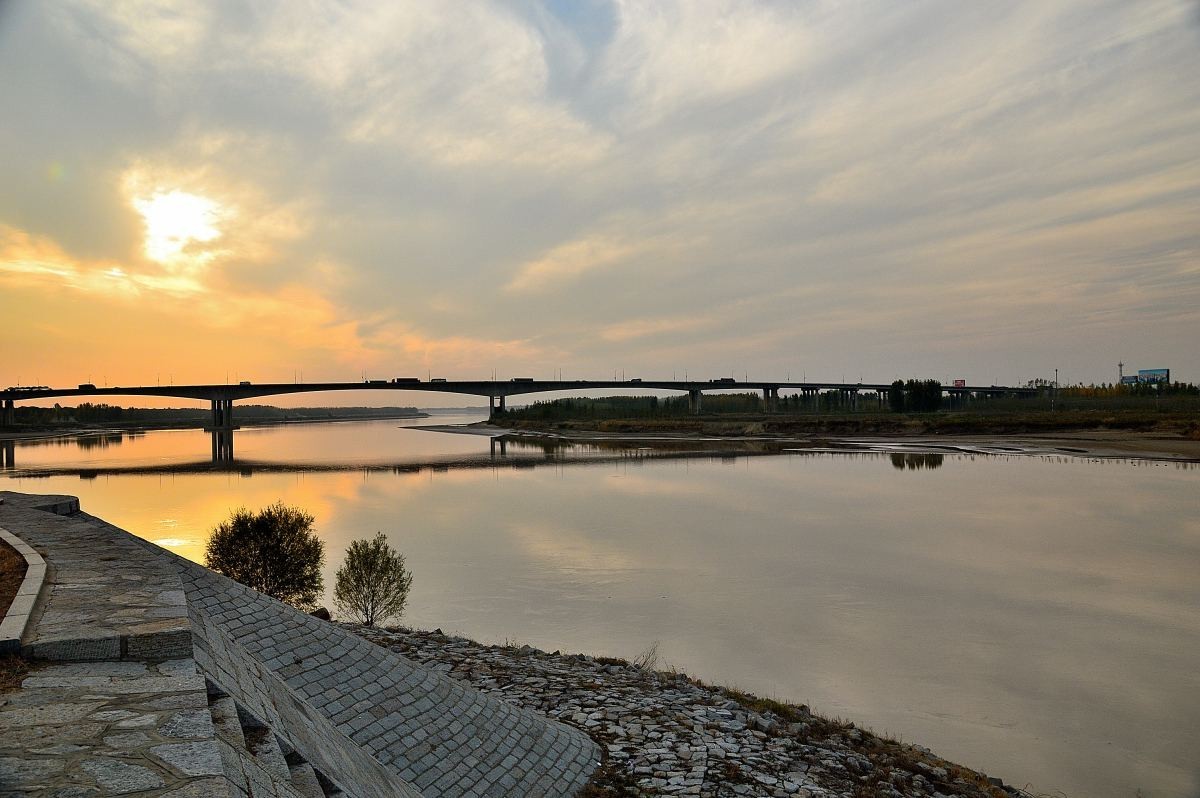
{"left": 502, "top": 408, "right": 1199, "bottom": 436}
{"left": 481, "top": 417, "right": 1200, "bottom": 462}
{"left": 0, "top": 408, "right": 430, "bottom": 441}
{"left": 351, "top": 624, "right": 1027, "bottom": 798}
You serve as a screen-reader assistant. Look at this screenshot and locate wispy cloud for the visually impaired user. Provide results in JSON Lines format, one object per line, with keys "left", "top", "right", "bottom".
{"left": 1, "top": 0, "right": 1198, "bottom": 384}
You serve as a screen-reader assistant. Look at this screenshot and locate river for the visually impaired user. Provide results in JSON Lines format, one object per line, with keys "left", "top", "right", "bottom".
{"left": 2, "top": 416, "right": 1197, "bottom": 798}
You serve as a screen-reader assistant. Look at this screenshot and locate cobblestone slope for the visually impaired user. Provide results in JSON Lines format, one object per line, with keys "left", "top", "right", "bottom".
{"left": 355, "top": 627, "right": 1029, "bottom": 798}
{"left": 0, "top": 492, "right": 599, "bottom": 797}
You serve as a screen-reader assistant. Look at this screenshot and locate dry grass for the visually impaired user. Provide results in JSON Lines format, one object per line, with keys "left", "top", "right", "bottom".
{"left": 0, "top": 655, "right": 33, "bottom": 692}
{"left": 0, "top": 538, "right": 27, "bottom": 617}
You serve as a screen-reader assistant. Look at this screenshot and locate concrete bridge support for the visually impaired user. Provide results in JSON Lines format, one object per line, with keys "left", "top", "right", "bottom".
{"left": 488, "top": 395, "right": 507, "bottom": 419}
{"left": 688, "top": 389, "right": 702, "bottom": 414}
{"left": 489, "top": 437, "right": 508, "bottom": 458}
{"left": 209, "top": 398, "right": 235, "bottom": 430}
{"left": 2, "top": 399, "right": 14, "bottom": 429}
{"left": 762, "top": 387, "right": 780, "bottom": 412}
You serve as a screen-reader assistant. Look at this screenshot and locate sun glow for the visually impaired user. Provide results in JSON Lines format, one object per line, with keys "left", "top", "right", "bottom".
{"left": 133, "top": 189, "right": 222, "bottom": 265}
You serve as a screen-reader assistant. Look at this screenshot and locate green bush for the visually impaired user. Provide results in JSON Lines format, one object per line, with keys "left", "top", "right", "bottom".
{"left": 334, "top": 532, "right": 413, "bottom": 627}
{"left": 205, "top": 502, "right": 324, "bottom": 609}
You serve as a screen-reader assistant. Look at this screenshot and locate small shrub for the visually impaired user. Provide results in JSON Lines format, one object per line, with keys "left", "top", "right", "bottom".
{"left": 205, "top": 502, "right": 324, "bottom": 609}
{"left": 334, "top": 532, "right": 413, "bottom": 627}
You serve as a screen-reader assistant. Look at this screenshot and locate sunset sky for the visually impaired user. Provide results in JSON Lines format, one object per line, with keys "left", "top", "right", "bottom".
{"left": 2, "top": 0, "right": 1198, "bottom": 397}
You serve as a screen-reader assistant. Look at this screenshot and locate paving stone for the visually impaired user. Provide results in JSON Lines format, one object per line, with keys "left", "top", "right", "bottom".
{"left": 2, "top": 701, "right": 105, "bottom": 726}
{"left": 102, "top": 732, "right": 153, "bottom": 749}
{"left": 81, "top": 757, "right": 165, "bottom": 792}
{"left": 150, "top": 741, "right": 225, "bottom": 776}
{"left": 159, "top": 777, "right": 233, "bottom": 797}
{"left": 0, "top": 755, "right": 67, "bottom": 782}
{"left": 46, "top": 787, "right": 101, "bottom": 798}
{"left": 158, "top": 709, "right": 214, "bottom": 739}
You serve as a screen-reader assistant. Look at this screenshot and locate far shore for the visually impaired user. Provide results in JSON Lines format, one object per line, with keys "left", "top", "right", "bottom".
{"left": 455, "top": 420, "right": 1200, "bottom": 462}
{"left": 0, "top": 409, "right": 430, "bottom": 442}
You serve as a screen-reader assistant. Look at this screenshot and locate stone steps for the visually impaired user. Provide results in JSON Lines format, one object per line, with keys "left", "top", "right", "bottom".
{"left": 207, "top": 678, "right": 345, "bottom": 798}
{"left": 288, "top": 760, "right": 326, "bottom": 798}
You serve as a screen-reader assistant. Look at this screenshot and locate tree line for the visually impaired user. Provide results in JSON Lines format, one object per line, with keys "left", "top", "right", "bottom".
{"left": 8, "top": 403, "right": 423, "bottom": 425}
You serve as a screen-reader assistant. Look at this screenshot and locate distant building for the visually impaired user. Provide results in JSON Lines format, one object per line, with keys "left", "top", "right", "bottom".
{"left": 1122, "top": 368, "right": 1171, "bottom": 385}
{"left": 1137, "top": 368, "right": 1170, "bottom": 383}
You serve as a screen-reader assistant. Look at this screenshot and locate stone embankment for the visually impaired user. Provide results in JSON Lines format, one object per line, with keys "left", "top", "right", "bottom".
{"left": 355, "top": 627, "right": 1030, "bottom": 798}
{"left": 0, "top": 491, "right": 597, "bottom": 797}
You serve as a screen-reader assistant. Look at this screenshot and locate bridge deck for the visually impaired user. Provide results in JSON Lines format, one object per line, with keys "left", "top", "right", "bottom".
{"left": 2, "top": 379, "right": 1036, "bottom": 403}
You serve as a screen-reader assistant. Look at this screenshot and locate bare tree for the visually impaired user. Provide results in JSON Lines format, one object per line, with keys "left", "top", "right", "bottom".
{"left": 334, "top": 532, "right": 413, "bottom": 627}
{"left": 205, "top": 502, "right": 324, "bottom": 609}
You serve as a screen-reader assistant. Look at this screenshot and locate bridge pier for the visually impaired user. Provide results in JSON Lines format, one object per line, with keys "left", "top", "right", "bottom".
{"left": 488, "top": 395, "right": 507, "bottom": 420}
{"left": 2, "top": 399, "right": 14, "bottom": 429}
{"left": 762, "top": 387, "right": 780, "bottom": 412}
{"left": 688, "top": 389, "right": 702, "bottom": 414}
{"left": 209, "top": 398, "right": 235, "bottom": 430}
{"left": 489, "top": 437, "right": 508, "bottom": 458}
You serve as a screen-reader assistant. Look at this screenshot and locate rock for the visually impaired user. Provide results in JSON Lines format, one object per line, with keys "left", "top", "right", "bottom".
{"left": 308, "top": 606, "right": 332, "bottom": 621}
{"left": 148, "top": 742, "right": 223, "bottom": 776}
{"left": 81, "top": 758, "right": 163, "bottom": 792}
{"left": 349, "top": 623, "right": 1008, "bottom": 798}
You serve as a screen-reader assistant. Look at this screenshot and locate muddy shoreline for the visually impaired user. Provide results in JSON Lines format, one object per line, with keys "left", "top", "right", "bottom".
{"left": 427, "top": 422, "right": 1200, "bottom": 463}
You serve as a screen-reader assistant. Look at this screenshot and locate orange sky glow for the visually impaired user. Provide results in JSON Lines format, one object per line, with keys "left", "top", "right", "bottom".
{"left": 2, "top": 1, "right": 1198, "bottom": 399}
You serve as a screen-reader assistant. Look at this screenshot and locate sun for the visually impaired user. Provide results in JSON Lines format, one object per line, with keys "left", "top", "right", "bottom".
{"left": 133, "top": 189, "right": 222, "bottom": 265}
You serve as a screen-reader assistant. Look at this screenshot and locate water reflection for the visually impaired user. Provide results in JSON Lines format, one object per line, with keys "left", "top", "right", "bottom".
{"left": 211, "top": 430, "right": 234, "bottom": 465}
{"left": 3, "top": 429, "right": 1199, "bottom": 477}
{"left": 890, "top": 452, "right": 944, "bottom": 470}
{"left": 1, "top": 421, "right": 1198, "bottom": 798}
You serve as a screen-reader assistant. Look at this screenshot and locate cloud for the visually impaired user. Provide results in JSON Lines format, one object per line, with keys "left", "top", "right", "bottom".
{"left": 506, "top": 234, "right": 642, "bottom": 293}
{"left": 598, "top": 0, "right": 812, "bottom": 128}
{"left": 600, "top": 315, "right": 713, "bottom": 343}
{"left": 1, "top": 1, "right": 1199, "bottom": 385}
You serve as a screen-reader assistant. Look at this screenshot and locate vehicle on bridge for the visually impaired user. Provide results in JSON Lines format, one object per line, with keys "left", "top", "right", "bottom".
{"left": 430, "top": 378, "right": 447, "bottom": 383}
{"left": 366, "top": 380, "right": 387, "bottom": 385}
{"left": 511, "top": 377, "right": 533, "bottom": 382}
{"left": 78, "top": 383, "right": 96, "bottom": 390}
{"left": 392, "top": 377, "right": 420, "bottom": 384}
{"left": 711, "top": 378, "right": 736, "bottom": 384}
{"left": 239, "top": 381, "right": 252, "bottom": 386}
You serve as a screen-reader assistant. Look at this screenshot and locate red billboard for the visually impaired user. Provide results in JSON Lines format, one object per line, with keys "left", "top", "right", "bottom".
{"left": 953, "top": 379, "right": 966, "bottom": 388}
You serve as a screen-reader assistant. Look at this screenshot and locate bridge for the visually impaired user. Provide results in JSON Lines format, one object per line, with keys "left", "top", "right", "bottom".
{"left": 1, "top": 378, "right": 1037, "bottom": 430}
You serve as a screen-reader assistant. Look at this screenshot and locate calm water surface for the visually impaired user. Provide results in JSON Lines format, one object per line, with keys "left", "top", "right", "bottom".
{"left": 3, "top": 417, "right": 1198, "bottom": 798}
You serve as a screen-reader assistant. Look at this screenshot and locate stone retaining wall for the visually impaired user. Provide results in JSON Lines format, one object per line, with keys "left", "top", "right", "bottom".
{"left": 0, "top": 492, "right": 599, "bottom": 797}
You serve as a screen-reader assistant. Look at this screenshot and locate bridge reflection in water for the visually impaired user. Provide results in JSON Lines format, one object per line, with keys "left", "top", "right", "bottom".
{"left": 5, "top": 431, "right": 1186, "bottom": 476}
{"left": 210, "top": 429, "right": 235, "bottom": 465}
